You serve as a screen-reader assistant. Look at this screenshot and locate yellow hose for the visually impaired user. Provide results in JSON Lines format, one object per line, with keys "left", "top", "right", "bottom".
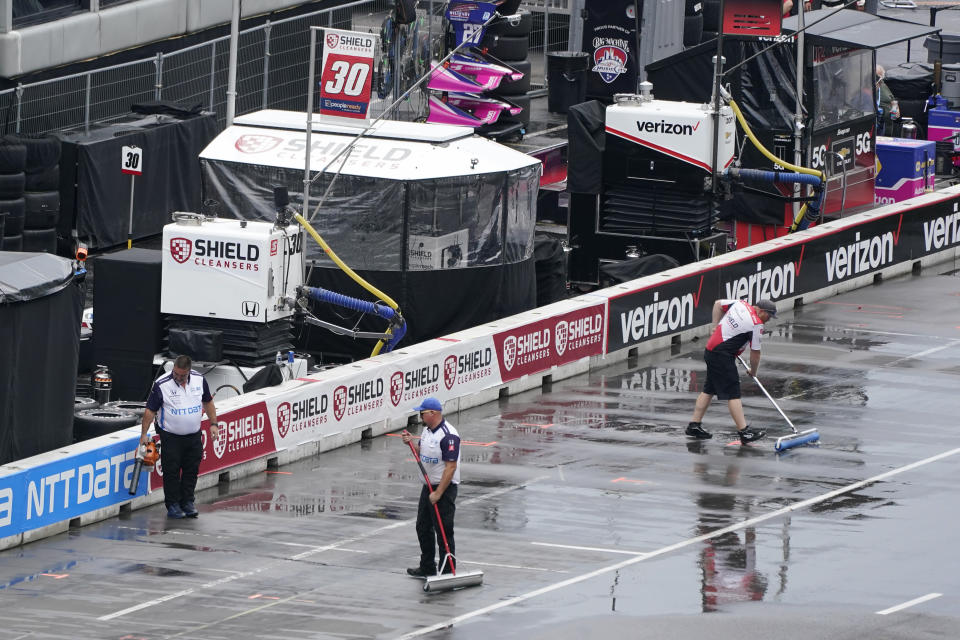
{"left": 728, "top": 99, "right": 824, "bottom": 231}
{"left": 294, "top": 213, "right": 400, "bottom": 356}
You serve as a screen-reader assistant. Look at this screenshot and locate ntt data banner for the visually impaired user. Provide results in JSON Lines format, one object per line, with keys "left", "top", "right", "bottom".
{"left": 0, "top": 437, "right": 145, "bottom": 539}
{"left": 608, "top": 194, "right": 960, "bottom": 352}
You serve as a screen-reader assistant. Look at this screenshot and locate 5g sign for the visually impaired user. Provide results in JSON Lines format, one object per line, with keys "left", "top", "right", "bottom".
{"left": 809, "top": 130, "right": 872, "bottom": 171}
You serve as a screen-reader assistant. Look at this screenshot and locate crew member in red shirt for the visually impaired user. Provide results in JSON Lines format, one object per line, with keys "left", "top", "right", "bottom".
{"left": 686, "top": 299, "right": 777, "bottom": 444}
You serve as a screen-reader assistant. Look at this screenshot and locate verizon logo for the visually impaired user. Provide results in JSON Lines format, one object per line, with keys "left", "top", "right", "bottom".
{"left": 825, "top": 232, "right": 894, "bottom": 282}
{"left": 636, "top": 119, "right": 698, "bottom": 136}
{"left": 923, "top": 210, "right": 960, "bottom": 251}
{"left": 724, "top": 261, "right": 796, "bottom": 304}
{"left": 619, "top": 292, "right": 695, "bottom": 343}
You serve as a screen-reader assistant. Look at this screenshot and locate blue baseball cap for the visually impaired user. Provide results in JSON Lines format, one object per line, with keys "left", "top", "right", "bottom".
{"left": 414, "top": 397, "right": 443, "bottom": 412}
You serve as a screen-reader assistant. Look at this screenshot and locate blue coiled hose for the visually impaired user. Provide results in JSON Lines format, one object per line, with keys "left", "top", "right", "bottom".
{"left": 727, "top": 168, "right": 826, "bottom": 231}
{"left": 301, "top": 286, "right": 407, "bottom": 352}
{"left": 302, "top": 286, "right": 396, "bottom": 320}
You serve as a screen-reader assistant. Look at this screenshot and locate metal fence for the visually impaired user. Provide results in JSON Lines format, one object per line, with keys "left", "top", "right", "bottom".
{"left": 0, "top": 0, "right": 572, "bottom": 136}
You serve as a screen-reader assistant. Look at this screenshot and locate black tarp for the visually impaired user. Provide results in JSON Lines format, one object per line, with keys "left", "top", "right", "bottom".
{"left": 647, "top": 40, "right": 800, "bottom": 225}
{"left": 647, "top": 39, "right": 798, "bottom": 133}
{"left": 599, "top": 253, "right": 680, "bottom": 286}
{"left": 0, "top": 252, "right": 81, "bottom": 464}
{"left": 534, "top": 234, "right": 568, "bottom": 307}
{"left": 55, "top": 111, "right": 218, "bottom": 250}
{"left": 300, "top": 259, "right": 536, "bottom": 361}
{"left": 566, "top": 101, "right": 607, "bottom": 195}
{"left": 781, "top": 9, "right": 939, "bottom": 51}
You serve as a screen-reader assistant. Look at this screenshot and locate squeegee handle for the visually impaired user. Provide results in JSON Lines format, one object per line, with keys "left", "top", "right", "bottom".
{"left": 737, "top": 356, "right": 797, "bottom": 433}
{"left": 407, "top": 439, "right": 456, "bottom": 575}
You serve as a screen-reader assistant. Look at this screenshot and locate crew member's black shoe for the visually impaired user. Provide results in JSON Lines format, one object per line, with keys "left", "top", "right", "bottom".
{"left": 406, "top": 567, "right": 434, "bottom": 578}
{"left": 738, "top": 426, "right": 766, "bottom": 445}
{"left": 685, "top": 422, "right": 712, "bottom": 439}
{"left": 180, "top": 501, "right": 198, "bottom": 518}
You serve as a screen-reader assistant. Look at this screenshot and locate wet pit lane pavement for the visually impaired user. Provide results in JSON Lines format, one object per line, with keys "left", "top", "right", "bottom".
{"left": 2, "top": 267, "right": 960, "bottom": 640}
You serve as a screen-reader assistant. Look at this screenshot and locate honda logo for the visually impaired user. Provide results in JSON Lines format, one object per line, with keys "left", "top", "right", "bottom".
{"left": 242, "top": 301, "right": 260, "bottom": 318}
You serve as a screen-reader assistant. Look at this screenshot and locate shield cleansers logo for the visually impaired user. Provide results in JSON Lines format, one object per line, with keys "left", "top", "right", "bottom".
{"left": 593, "top": 46, "right": 628, "bottom": 84}
{"left": 234, "top": 134, "right": 283, "bottom": 154}
{"left": 443, "top": 356, "right": 457, "bottom": 390}
{"left": 555, "top": 320, "right": 569, "bottom": 357}
{"left": 326, "top": 33, "right": 340, "bottom": 48}
{"left": 170, "top": 237, "right": 192, "bottom": 264}
{"left": 212, "top": 424, "right": 227, "bottom": 459}
{"left": 502, "top": 336, "right": 517, "bottom": 372}
{"left": 390, "top": 371, "right": 404, "bottom": 407}
{"left": 333, "top": 385, "right": 347, "bottom": 421}
{"left": 277, "top": 402, "right": 291, "bottom": 438}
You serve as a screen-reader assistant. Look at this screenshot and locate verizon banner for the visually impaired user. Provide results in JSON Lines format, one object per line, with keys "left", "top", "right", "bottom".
{"left": 493, "top": 304, "right": 606, "bottom": 383}
{"left": 608, "top": 193, "right": 960, "bottom": 353}
{"left": 608, "top": 272, "right": 721, "bottom": 354}
{"left": 319, "top": 28, "right": 377, "bottom": 122}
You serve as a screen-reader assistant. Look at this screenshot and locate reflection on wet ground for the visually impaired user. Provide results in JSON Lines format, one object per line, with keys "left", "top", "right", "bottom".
{"left": 1, "top": 269, "right": 959, "bottom": 639}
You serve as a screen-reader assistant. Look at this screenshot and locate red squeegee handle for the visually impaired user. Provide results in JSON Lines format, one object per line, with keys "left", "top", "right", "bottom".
{"left": 407, "top": 438, "right": 455, "bottom": 575}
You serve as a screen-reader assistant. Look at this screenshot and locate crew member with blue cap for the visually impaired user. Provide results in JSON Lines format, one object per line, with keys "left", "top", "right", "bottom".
{"left": 401, "top": 397, "right": 461, "bottom": 577}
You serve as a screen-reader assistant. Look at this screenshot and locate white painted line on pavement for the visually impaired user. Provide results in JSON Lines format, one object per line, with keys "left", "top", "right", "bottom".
{"left": 531, "top": 542, "right": 646, "bottom": 556}
{"left": 459, "top": 560, "right": 568, "bottom": 573}
{"left": 97, "top": 567, "right": 267, "bottom": 621}
{"left": 397, "top": 447, "right": 960, "bottom": 640}
{"left": 97, "top": 474, "right": 550, "bottom": 621}
{"left": 876, "top": 592, "right": 942, "bottom": 615}
{"left": 884, "top": 340, "right": 960, "bottom": 368}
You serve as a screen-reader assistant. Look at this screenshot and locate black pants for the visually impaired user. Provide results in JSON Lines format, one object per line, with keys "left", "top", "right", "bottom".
{"left": 157, "top": 429, "right": 203, "bottom": 507}
{"left": 416, "top": 483, "right": 457, "bottom": 574}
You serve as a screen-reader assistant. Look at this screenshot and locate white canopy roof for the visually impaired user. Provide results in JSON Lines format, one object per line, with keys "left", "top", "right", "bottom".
{"left": 233, "top": 109, "right": 473, "bottom": 143}
{"left": 201, "top": 112, "right": 540, "bottom": 181}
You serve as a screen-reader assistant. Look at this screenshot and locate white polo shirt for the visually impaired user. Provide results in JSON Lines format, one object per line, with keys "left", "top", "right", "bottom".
{"left": 419, "top": 420, "right": 461, "bottom": 485}
{"left": 146, "top": 370, "right": 212, "bottom": 435}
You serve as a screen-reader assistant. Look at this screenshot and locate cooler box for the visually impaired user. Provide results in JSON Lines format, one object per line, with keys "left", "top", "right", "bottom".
{"left": 927, "top": 107, "right": 960, "bottom": 169}
{"left": 875, "top": 136, "right": 935, "bottom": 205}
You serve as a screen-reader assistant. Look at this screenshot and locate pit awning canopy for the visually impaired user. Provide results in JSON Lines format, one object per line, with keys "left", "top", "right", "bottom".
{"left": 782, "top": 8, "right": 940, "bottom": 50}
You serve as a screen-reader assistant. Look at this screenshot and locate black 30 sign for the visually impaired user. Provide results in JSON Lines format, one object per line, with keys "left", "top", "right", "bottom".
{"left": 121, "top": 145, "right": 143, "bottom": 176}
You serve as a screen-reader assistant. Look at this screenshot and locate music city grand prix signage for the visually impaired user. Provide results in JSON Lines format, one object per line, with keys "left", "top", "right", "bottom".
{"left": 607, "top": 193, "right": 960, "bottom": 352}
{"left": 0, "top": 438, "right": 146, "bottom": 540}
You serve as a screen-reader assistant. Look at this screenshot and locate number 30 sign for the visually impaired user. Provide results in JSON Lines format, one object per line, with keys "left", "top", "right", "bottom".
{"left": 319, "top": 29, "right": 378, "bottom": 121}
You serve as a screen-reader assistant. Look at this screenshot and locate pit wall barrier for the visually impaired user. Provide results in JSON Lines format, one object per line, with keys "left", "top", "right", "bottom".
{"left": 3, "top": 186, "right": 960, "bottom": 550}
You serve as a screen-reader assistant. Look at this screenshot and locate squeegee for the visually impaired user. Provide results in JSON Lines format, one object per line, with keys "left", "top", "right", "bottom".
{"left": 406, "top": 440, "right": 484, "bottom": 593}
{"left": 738, "top": 356, "right": 820, "bottom": 452}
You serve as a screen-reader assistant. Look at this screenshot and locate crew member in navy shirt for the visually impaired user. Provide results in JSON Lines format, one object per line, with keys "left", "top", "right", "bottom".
{"left": 140, "top": 355, "right": 220, "bottom": 519}
{"left": 402, "top": 397, "right": 461, "bottom": 577}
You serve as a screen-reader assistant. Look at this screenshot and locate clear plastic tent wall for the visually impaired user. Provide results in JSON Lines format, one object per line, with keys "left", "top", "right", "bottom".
{"left": 200, "top": 159, "right": 539, "bottom": 271}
